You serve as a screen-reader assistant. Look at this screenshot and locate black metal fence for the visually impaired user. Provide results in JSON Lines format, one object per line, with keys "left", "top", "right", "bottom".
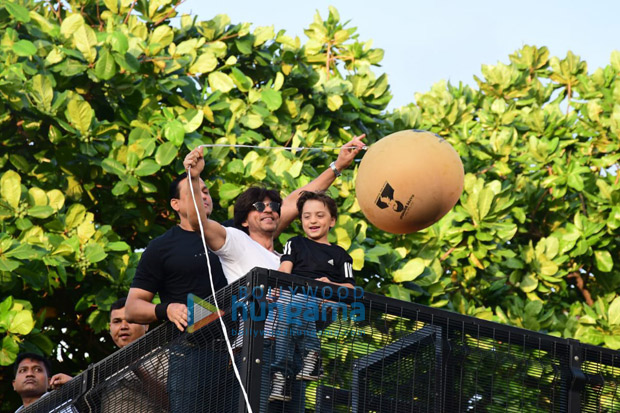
{"left": 24, "top": 268, "right": 620, "bottom": 412}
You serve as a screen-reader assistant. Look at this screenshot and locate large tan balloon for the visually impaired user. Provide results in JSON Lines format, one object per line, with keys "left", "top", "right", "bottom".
{"left": 355, "top": 130, "right": 464, "bottom": 234}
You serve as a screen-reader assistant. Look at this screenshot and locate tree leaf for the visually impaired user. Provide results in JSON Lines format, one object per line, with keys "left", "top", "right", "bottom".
{"left": 608, "top": 297, "right": 620, "bottom": 326}
{"left": 27, "top": 205, "right": 55, "bottom": 219}
{"left": 155, "top": 142, "right": 178, "bottom": 166}
{"left": 65, "top": 204, "right": 86, "bottom": 230}
{"left": 47, "top": 189, "right": 65, "bottom": 211}
{"left": 73, "top": 23, "right": 98, "bottom": 63}
{"left": 164, "top": 120, "right": 185, "bottom": 145}
{"left": 180, "top": 109, "right": 204, "bottom": 133}
{"left": 29, "top": 74, "right": 54, "bottom": 112}
{"left": 0, "top": 336, "right": 19, "bottom": 366}
{"left": 95, "top": 48, "right": 117, "bottom": 80}
{"left": 84, "top": 243, "right": 107, "bottom": 263}
{"left": 9, "top": 310, "right": 34, "bottom": 335}
{"left": 101, "top": 158, "right": 126, "bottom": 176}
{"left": 393, "top": 258, "right": 425, "bottom": 282}
{"left": 189, "top": 52, "right": 217, "bottom": 74}
{"left": 134, "top": 159, "right": 161, "bottom": 176}
{"left": 1, "top": 170, "right": 21, "bottom": 210}
{"left": 208, "top": 72, "right": 235, "bottom": 93}
{"left": 109, "top": 32, "right": 128, "bottom": 54}
{"left": 230, "top": 67, "right": 253, "bottom": 92}
{"left": 12, "top": 40, "right": 37, "bottom": 57}
{"left": 327, "top": 95, "right": 343, "bottom": 111}
{"left": 4, "top": 2, "right": 31, "bottom": 22}
{"left": 66, "top": 98, "right": 93, "bottom": 135}
{"left": 261, "top": 89, "right": 282, "bottom": 111}
{"left": 520, "top": 274, "right": 538, "bottom": 293}
{"left": 60, "top": 13, "right": 85, "bottom": 38}
{"left": 219, "top": 183, "right": 242, "bottom": 201}
{"left": 594, "top": 250, "right": 613, "bottom": 272}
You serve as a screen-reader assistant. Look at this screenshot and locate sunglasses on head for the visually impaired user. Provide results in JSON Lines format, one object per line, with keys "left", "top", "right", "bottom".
{"left": 252, "top": 201, "right": 280, "bottom": 213}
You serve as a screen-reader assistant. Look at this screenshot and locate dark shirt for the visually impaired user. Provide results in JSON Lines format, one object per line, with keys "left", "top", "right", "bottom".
{"left": 280, "top": 236, "right": 354, "bottom": 285}
{"left": 132, "top": 226, "right": 227, "bottom": 303}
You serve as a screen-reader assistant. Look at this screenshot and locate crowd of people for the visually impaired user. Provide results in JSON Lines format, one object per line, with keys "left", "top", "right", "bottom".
{"left": 11, "top": 136, "right": 364, "bottom": 412}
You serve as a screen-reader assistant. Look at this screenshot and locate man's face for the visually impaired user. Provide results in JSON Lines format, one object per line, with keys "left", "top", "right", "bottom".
{"left": 242, "top": 197, "right": 280, "bottom": 236}
{"left": 110, "top": 307, "right": 148, "bottom": 348}
{"left": 172, "top": 177, "right": 213, "bottom": 218}
{"left": 13, "top": 358, "right": 49, "bottom": 400}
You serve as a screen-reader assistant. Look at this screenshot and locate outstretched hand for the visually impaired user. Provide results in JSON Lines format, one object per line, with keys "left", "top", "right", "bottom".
{"left": 183, "top": 146, "right": 205, "bottom": 178}
{"left": 334, "top": 134, "right": 365, "bottom": 171}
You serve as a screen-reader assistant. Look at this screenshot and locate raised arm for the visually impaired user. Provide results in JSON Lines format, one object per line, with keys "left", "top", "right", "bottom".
{"left": 277, "top": 134, "right": 365, "bottom": 234}
{"left": 183, "top": 147, "right": 228, "bottom": 251}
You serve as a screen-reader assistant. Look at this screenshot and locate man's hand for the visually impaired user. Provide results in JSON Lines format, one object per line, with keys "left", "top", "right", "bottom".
{"left": 49, "top": 373, "right": 72, "bottom": 390}
{"left": 183, "top": 147, "right": 205, "bottom": 178}
{"left": 167, "top": 303, "right": 188, "bottom": 331}
{"left": 334, "top": 134, "right": 365, "bottom": 171}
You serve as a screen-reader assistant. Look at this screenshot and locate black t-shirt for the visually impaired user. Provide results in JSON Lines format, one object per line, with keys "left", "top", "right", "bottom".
{"left": 280, "top": 236, "right": 354, "bottom": 284}
{"left": 132, "top": 225, "right": 227, "bottom": 304}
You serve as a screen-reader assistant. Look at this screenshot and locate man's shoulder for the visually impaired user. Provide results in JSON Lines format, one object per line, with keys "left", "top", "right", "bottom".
{"left": 145, "top": 226, "right": 192, "bottom": 247}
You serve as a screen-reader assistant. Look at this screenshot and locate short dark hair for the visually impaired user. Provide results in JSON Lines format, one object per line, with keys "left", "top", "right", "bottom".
{"left": 110, "top": 297, "right": 126, "bottom": 313}
{"left": 233, "top": 187, "right": 282, "bottom": 233}
{"left": 14, "top": 353, "right": 51, "bottom": 378}
{"left": 296, "top": 191, "right": 338, "bottom": 219}
{"left": 169, "top": 172, "right": 188, "bottom": 203}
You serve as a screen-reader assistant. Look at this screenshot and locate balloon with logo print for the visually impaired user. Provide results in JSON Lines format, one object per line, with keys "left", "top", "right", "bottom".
{"left": 355, "top": 130, "right": 464, "bottom": 234}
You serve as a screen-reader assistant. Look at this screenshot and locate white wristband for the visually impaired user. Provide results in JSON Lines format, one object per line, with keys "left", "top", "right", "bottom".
{"left": 330, "top": 161, "right": 341, "bottom": 177}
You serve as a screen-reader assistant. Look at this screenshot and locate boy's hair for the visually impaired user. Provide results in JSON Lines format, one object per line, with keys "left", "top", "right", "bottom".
{"left": 296, "top": 191, "right": 338, "bottom": 219}
{"left": 14, "top": 353, "right": 52, "bottom": 378}
{"left": 110, "top": 297, "right": 127, "bottom": 313}
{"left": 233, "top": 187, "right": 282, "bottom": 233}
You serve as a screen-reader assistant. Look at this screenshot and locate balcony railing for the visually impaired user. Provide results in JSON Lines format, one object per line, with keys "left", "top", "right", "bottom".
{"left": 24, "top": 268, "right": 620, "bottom": 412}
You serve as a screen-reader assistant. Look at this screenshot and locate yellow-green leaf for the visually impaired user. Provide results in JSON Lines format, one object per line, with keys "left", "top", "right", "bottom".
{"left": 1, "top": 170, "right": 21, "bottom": 210}
{"left": 208, "top": 72, "right": 235, "bottom": 93}
{"left": 66, "top": 98, "right": 93, "bottom": 135}
{"left": 9, "top": 310, "right": 34, "bottom": 335}
{"left": 393, "top": 258, "right": 425, "bottom": 282}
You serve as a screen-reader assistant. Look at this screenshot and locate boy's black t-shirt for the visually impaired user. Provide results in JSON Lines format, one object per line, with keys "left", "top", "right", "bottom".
{"left": 280, "top": 235, "right": 354, "bottom": 284}
{"left": 132, "top": 225, "right": 227, "bottom": 304}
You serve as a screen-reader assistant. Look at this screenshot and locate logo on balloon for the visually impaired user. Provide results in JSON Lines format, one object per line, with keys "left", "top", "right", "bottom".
{"left": 375, "top": 182, "right": 404, "bottom": 212}
{"left": 375, "top": 182, "right": 415, "bottom": 220}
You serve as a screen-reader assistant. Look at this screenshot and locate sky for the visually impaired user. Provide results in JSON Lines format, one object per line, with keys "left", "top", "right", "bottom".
{"left": 177, "top": 0, "right": 619, "bottom": 109}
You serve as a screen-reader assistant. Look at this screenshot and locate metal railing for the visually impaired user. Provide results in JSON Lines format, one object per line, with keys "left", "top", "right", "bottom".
{"left": 24, "top": 268, "right": 620, "bottom": 412}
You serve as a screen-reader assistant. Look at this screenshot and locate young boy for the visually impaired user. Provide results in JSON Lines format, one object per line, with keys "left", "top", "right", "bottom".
{"left": 269, "top": 191, "right": 354, "bottom": 401}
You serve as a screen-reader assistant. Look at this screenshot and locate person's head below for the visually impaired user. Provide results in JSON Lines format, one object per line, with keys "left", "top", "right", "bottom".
{"left": 110, "top": 298, "right": 149, "bottom": 348}
{"left": 169, "top": 172, "right": 213, "bottom": 222}
{"left": 13, "top": 353, "right": 52, "bottom": 407}
{"left": 296, "top": 191, "right": 338, "bottom": 244}
{"left": 233, "top": 187, "right": 282, "bottom": 237}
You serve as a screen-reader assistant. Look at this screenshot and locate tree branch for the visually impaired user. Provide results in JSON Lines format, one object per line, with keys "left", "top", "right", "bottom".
{"left": 567, "top": 271, "right": 594, "bottom": 306}
{"left": 154, "top": 0, "right": 186, "bottom": 26}
{"left": 124, "top": 1, "right": 137, "bottom": 25}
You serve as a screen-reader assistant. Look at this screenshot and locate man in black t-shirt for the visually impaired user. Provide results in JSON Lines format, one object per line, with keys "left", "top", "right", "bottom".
{"left": 125, "top": 173, "right": 229, "bottom": 413}
{"left": 126, "top": 172, "right": 226, "bottom": 330}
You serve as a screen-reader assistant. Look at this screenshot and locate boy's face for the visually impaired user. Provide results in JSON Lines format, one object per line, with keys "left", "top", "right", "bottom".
{"left": 300, "top": 199, "right": 335, "bottom": 243}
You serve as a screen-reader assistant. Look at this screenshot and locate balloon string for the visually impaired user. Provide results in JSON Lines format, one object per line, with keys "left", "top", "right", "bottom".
{"left": 187, "top": 166, "right": 254, "bottom": 413}
{"left": 199, "top": 144, "right": 368, "bottom": 151}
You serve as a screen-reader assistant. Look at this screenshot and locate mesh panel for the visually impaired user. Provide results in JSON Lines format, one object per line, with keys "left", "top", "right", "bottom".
{"left": 21, "top": 269, "right": 620, "bottom": 413}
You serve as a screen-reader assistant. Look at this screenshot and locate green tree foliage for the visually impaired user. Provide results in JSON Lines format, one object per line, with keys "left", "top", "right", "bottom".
{"left": 0, "top": 0, "right": 619, "bottom": 409}
{"left": 388, "top": 47, "right": 620, "bottom": 350}
{"left": 0, "top": 0, "right": 391, "bottom": 407}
